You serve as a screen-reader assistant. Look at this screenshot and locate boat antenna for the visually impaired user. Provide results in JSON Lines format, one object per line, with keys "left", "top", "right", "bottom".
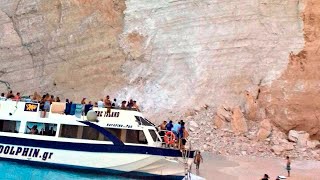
{"left": 0, "top": 80, "right": 11, "bottom": 91}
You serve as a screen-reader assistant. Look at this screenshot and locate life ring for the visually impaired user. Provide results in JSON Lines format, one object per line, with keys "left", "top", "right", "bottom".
{"left": 164, "top": 131, "right": 176, "bottom": 145}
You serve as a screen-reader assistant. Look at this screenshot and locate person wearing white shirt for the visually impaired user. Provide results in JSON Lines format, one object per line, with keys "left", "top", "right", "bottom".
{"left": 97, "top": 99, "right": 104, "bottom": 108}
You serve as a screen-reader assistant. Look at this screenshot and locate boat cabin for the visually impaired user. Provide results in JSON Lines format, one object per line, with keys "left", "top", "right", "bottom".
{"left": 0, "top": 101, "right": 162, "bottom": 147}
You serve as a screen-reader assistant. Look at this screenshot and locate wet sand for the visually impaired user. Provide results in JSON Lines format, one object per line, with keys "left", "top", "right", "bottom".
{"left": 190, "top": 153, "right": 320, "bottom": 180}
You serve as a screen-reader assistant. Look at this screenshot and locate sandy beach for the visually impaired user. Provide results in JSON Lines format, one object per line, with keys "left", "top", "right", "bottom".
{"left": 191, "top": 153, "right": 320, "bottom": 180}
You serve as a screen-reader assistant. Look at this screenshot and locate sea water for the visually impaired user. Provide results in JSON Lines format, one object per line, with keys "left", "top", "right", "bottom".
{"left": 0, "top": 161, "right": 136, "bottom": 180}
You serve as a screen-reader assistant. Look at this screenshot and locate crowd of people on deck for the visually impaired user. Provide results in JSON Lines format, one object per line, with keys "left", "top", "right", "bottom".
{"left": 0, "top": 90, "right": 141, "bottom": 117}
{"left": 157, "top": 119, "right": 189, "bottom": 150}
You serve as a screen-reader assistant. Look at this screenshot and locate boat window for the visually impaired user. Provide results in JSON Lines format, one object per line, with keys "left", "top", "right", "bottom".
{"left": 144, "top": 118, "right": 155, "bottom": 126}
{"left": 60, "top": 124, "right": 110, "bottom": 141}
{"left": 148, "top": 129, "right": 160, "bottom": 142}
{"left": 0, "top": 120, "right": 20, "bottom": 133}
{"left": 103, "top": 128, "right": 121, "bottom": 141}
{"left": 134, "top": 116, "right": 155, "bottom": 126}
{"left": 82, "top": 126, "right": 100, "bottom": 140}
{"left": 126, "top": 130, "right": 147, "bottom": 144}
{"left": 59, "top": 124, "right": 78, "bottom": 138}
{"left": 25, "top": 122, "right": 57, "bottom": 136}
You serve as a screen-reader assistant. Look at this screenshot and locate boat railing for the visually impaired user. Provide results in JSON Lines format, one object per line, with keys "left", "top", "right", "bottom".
{"left": 157, "top": 129, "right": 189, "bottom": 150}
{"left": 158, "top": 130, "right": 168, "bottom": 147}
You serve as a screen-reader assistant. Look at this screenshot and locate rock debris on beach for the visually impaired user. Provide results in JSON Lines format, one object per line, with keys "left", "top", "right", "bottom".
{"left": 171, "top": 106, "right": 320, "bottom": 161}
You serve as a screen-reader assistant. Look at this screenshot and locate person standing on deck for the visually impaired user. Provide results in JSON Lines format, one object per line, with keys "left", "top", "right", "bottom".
{"left": 132, "top": 101, "right": 140, "bottom": 112}
{"left": 0, "top": 93, "right": 6, "bottom": 101}
{"left": 6, "top": 90, "right": 14, "bottom": 99}
{"left": 165, "top": 120, "right": 173, "bottom": 131}
{"left": 81, "top": 98, "right": 86, "bottom": 115}
{"left": 97, "top": 98, "right": 104, "bottom": 108}
{"left": 158, "top": 121, "right": 167, "bottom": 137}
{"left": 42, "top": 94, "right": 51, "bottom": 118}
{"left": 104, "top": 95, "right": 112, "bottom": 108}
{"left": 172, "top": 122, "right": 181, "bottom": 140}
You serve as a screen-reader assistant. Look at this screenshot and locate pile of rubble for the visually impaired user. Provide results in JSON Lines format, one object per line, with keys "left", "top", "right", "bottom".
{"left": 181, "top": 105, "right": 320, "bottom": 161}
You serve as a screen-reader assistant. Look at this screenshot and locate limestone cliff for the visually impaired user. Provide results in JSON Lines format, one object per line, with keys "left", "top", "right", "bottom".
{"left": 1, "top": 0, "right": 318, "bottom": 138}
{"left": 0, "top": 0, "right": 126, "bottom": 100}
{"left": 119, "top": 0, "right": 304, "bottom": 114}
{"left": 259, "top": 0, "right": 320, "bottom": 139}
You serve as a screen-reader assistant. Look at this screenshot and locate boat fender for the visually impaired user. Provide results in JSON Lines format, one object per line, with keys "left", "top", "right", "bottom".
{"left": 86, "top": 110, "right": 97, "bottom": 121}
{"left": 164, "top": 131, "right": 176, "bottom": 145}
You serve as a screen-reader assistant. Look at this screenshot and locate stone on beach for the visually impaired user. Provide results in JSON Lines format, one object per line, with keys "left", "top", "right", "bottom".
{"left": 271, "top": 145, "right": 284, "bottom": 155}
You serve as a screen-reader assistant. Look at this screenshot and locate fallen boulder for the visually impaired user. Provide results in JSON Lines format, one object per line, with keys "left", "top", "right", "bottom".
{"left": 288, "top": 130, "right": 310, "bottom": 147}
{"left": 307, "top": 140, "right": 320, "bottom": 149}
{"left": 271, "top": 145, "right": 284, "bottom": 155}
{"left": 257, "top": 119, "right": 272, "bottom": 140}
{"left": 213, "top": 115, "right": 226, "bottom": 129}
{"left": 216, "top": 106, "right": 232, "bottom": 122}
{"left": 231, "top": 107, "right": 248, "bottom": 134}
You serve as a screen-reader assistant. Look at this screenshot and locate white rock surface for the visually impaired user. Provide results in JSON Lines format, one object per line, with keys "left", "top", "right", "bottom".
{"left": 120, "top": 0, "right": 304, "bottom": 115}
{"left": 0, "top": 1, "right": 305, "bottom": 121}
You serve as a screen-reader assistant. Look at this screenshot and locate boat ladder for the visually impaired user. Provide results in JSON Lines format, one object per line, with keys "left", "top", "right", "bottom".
{"left": 182, "top": 141, "right": 193, "bottom": 180}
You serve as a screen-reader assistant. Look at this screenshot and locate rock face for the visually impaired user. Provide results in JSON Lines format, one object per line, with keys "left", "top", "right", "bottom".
{"left": 0, "top": 0, "right": 318, "bottom": 139}
{"left": 120, "top": 0, "right": 304, "bottom": 114}
{"left": 0, "top": 0, "right": 126, "bottom": 100}
{"left": 0, "top": 0, "right": 304, "bottom": 114}
{"left": 259, "top": 0, "right": 320, "bottom": 139}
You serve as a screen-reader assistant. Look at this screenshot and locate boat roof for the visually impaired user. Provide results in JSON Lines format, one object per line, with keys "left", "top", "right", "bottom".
{"left": 0, "top": 101, "right": 155, "bottom": 130}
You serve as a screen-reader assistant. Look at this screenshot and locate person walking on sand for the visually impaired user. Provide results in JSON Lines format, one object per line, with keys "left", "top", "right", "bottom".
{"left": 286, "top": 156, "right": 291, "bottom": 177}
{"left": 194, "top": 151, "right": 203, "bottom": 170}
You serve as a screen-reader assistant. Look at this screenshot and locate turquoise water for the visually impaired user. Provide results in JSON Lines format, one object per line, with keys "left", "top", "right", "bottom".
{"left": 0, "top": 161, "right": 135, "bottom": 180}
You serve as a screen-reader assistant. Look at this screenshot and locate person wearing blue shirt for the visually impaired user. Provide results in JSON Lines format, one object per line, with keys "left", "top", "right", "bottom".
{"left": 165, "top": 120, "right": 173, "bottom": 131}
{"left": 172, "top": 122, "right": 181, "bottom": 138}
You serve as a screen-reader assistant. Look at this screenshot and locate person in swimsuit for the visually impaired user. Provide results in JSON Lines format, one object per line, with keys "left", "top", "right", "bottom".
{"left": 286, "top": 156, "right": 291, "bottom": 177}
{"left": 194, "top": 151, "right": 203, "bottom": 170}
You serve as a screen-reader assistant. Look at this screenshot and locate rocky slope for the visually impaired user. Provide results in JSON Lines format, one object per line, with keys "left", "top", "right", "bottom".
{"left": 0, "top": 0, "right": 319, "bottom": 143}
{"left": 162, "top": 104, "right": 320, "bottom": 160}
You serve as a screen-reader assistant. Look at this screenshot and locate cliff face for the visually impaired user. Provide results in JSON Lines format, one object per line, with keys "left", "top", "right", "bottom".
{"left": 1, "top": 0, "right": 318, "bottom": 138}
{"left": 119, "top": 0, "right": 304, "bottom": 114}
{"left": 259, "top": 0, "right": 320, "bottom": 139}
{"left": 0, "top": 0, "right": 126, "bottom": 99}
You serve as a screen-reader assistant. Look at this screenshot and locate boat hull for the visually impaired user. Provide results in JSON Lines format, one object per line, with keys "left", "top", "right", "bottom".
{"left": 0, "top": 136, "right": 192, "bottom": 179}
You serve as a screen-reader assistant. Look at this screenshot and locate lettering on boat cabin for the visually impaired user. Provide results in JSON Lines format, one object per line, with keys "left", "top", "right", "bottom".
{"left": 0, "top": 145, "right": 53, "bottom": 161}
{"left": 95, "top": 111, "right": 120, "bottom": 118}
{"left": 106, "top": 123, "right": 133, "bottom": 129}
{"left": 24, "top": 103, "right": 38, "bottom": 112}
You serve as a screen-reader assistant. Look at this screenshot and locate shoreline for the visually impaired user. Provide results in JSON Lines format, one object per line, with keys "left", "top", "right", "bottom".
{"left": 191, "top": 153, "right": 320, "bottom": 180}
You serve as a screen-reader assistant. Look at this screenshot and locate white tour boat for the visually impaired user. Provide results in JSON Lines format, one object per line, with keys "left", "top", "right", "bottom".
{"left": 0, "top": 100, "right": 195, "bottom": 179}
